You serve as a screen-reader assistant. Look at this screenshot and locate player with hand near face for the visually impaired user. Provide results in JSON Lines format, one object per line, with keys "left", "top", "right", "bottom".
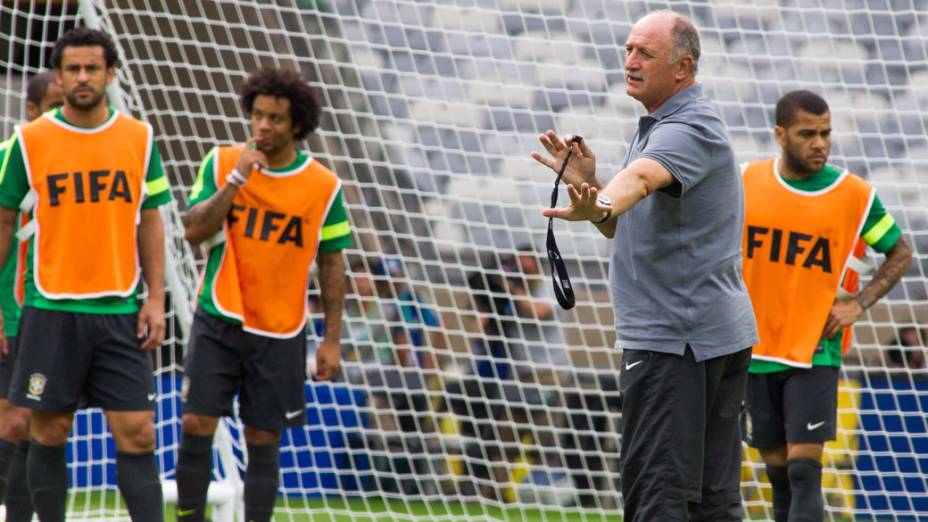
{"left": 177, "top": 66, "right": 351, "bottom": 522}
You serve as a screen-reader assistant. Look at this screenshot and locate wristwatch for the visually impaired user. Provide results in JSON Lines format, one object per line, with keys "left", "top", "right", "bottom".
{"left": 593, "top": 194, "right": 613, "bottom": 224}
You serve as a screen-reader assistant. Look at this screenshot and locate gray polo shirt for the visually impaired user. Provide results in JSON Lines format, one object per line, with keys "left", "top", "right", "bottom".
{"left": 610, "top": 84, "right": 758, "bottom": 361}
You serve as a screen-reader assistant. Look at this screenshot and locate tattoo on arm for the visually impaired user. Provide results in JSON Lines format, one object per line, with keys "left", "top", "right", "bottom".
{"left": 182, "top": 185, "right": 237, "bottom": 243}
{"left": 318, "top": 251, "right": 347, "bottom": 344}
{"left": 857, "top": 237, "right": 912, "bottom": 309}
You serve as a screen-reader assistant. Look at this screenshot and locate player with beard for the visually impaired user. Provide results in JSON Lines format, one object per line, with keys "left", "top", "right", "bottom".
{"left": 0, "top": 28, "right": 171, "bottom": 522}
{"left": 0, "top": 70, "right": 63, "bottom": 522}
{"left": 740, "top": 90, "right": 912, "bottom": 522}
{"left": 176, "top": 66, "right": 350, "bottom": 522}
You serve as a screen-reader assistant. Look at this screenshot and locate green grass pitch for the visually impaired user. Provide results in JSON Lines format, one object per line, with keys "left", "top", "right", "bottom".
{"left": 68, "top": 492, "right": 621, "bottom": 521}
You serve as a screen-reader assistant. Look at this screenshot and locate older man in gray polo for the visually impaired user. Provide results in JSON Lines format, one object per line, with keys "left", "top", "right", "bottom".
{"left": 533, "top": 10, "right": 758, "bottom": 521}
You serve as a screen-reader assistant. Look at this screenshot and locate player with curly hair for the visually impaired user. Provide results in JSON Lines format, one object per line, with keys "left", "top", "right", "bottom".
{"left": 175, "top": 66, "right": 351, "bottom": 522}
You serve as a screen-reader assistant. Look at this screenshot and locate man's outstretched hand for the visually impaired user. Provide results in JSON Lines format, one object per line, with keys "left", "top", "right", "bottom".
{"left": 531, "top": 131, "right": 598, "bottom": 189}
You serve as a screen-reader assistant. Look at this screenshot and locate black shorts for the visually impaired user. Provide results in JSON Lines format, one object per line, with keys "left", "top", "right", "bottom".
{"left": 619, "top": 346, "right": 751, "bottom": 522}
{"left": 182, "top": 309, "right": 307, "bottom": 431}
{"left": 0, "top": 336, "right": 18, "bottom": 400}
{"left": 744, "top": 366, "right": 839, "bottom": 449}
{"left": 9, "top": 308, "right": 155, "bottom": 412}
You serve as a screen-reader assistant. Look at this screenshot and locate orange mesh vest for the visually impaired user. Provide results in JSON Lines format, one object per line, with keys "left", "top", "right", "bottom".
{"left": 206, "top": 145, "right": 340, "bottom": 338}
{"left": 16, "top": 112, "right": 150, "bottom": 299}
{"left": 742, "top": 159, "right": 874, "bottom": 367}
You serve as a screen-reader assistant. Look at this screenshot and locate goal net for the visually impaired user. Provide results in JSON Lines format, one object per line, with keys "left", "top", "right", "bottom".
{"left": 1, "top": 0, "right": 926, "bottom": 520}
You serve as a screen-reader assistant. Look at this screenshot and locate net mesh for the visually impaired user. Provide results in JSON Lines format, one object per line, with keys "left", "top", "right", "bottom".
{"left": 1, "top": 0, "right": 926, "bottom": 520}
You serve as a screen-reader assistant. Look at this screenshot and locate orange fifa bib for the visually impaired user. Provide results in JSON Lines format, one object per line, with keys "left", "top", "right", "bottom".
{"left": 741, "top": 159, "right": 874, "bottom": 367}
{"left": 16, "top": 112, "right": 150, "bottom": 299}
{"left": 839, "top": 239, "right": 868, "bottom": 354}
{"left": 207, "top": 145, "right": 340, "bottom": 337}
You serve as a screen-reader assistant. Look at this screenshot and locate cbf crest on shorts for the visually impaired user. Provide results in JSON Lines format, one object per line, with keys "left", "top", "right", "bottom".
{"left": 27, "top": 372, "right": 47, "bottom": 401}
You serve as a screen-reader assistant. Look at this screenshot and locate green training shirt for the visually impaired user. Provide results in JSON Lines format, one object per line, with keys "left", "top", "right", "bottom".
{"left": 189, "top": 148, "right": 352, "bottom": 324}
{"left": 0, "top": 138, "right": 21, "bottom": 336}
{"left": 0, "top": 108, "right": 173, "bottom": 315}
{"left": 749, "top": 164, "right": 903, "bottom": 374}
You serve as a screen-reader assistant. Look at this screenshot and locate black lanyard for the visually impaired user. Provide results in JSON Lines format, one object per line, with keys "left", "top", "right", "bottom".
{"left": 546, "top": 136, "right": 582, "bottom": 310}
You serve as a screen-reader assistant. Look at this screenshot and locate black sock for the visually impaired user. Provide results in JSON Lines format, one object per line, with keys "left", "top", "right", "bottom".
{"left": 0, "top": 438, "right": 15, "bottom": 500}
{"left": 176, "top": 433, "right": 213, "bottom": 521}
{"left": 5, "top": 441, "right": 34, "bottom": 522}
{"left": 116, "top": 451, "right": 163, "bottom": 522}
{"left": 788, "top": 458, "right": 824, "bottom": 522}
{"left": 244, "top": 443, "right": 280, "bottom": 522}
{"left": 27, "top": 439, "right": 67, "bottom": 522}
{"left": 766, "top": 464, "right": 790, "bottom": 522}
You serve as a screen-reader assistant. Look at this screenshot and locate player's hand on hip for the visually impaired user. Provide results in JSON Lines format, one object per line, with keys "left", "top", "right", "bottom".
{"left": 314, "top": 340, "right": 341, "bottom": 382}
{"left": 543, "top": 183, "right": 610, "bottom": 222}
{"left": 234, "top": 137, "right": 269, "bottom": 179}
{"left": 531, "top": 130, "right": 597, "bottom": 188}
{"left": 137, "top": 299, "right": 166, "bottom": 351}
{"left": 821, "top": 297, "right": 864, "bottom": 340}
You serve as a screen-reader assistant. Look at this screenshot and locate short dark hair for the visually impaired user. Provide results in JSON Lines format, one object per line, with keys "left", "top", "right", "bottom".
{"left": 239, "top": 67, "right": 322, "bottom": 140}
{"left": 26, "top": 71, "right": 57, "bottom": 106}
{"left": 51, "top": 27, "right": 119, "bottom": 69}
{"left": 775, "top": 90, "right": 830, "bottom": 128}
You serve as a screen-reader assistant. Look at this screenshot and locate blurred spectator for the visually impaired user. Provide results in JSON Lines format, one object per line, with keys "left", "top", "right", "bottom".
{"left": 886, "top": 326, "right": 927, "bottom": 370}
{"left": 502, "top": 246, "right": 574, "bottom": 469}
{"left": 446, "top": 251, "right": 578, "bottom": 502}
{"left": 378, "top": 257, "right": 446, "bottom": 371}
{"left": 439, "top": 261, "right": 517, "bottom": 500}
{"left": 468, "top": 263, "right": 516, "bottom": 382}
{"left": 343, "top": 257, "right": 393, "bottom": 370}
{"left": 504, "top": 244, "right": 572, "bottom": 382}
{"left": 344, "top": 257, "right": 445, "bottom": 370}
{"left": 345, "top": 256, "right": 445, "bottom": 494}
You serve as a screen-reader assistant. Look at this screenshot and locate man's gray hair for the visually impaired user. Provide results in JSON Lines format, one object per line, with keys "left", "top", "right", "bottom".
{"left": 650, "top": 10, "right": 701, "bottom": 76}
